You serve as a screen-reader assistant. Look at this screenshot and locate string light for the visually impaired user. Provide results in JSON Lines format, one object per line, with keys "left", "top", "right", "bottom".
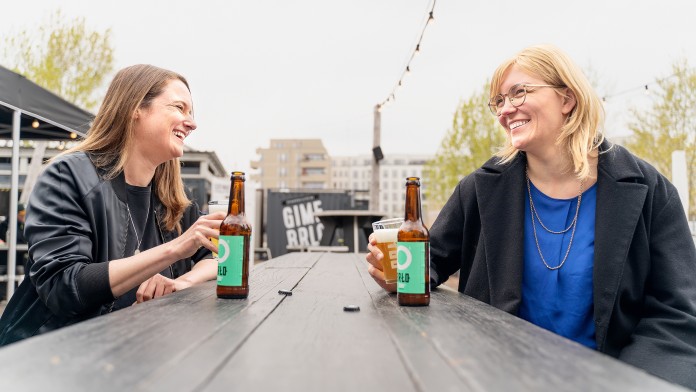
{"left": 377, "top": 0, "right": 437, "bottom": 111}
{"left": 600, "top": 73, "right": 678, "bottom": 103}
{"left": 32, "top": 119, "right": 39, "bottom": 128}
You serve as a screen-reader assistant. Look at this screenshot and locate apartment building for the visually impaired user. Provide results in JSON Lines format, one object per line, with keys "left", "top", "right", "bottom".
{"left": 331, "top": 154, "right": 432, "bottom": 218}
{"left": 250, "top": 139, "right": 330, "bottom": 189}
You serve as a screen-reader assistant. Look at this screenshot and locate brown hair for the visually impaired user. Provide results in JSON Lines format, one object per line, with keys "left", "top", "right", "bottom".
{"left": 490, "top": 45, "right": 605, "bottom": 180}
{"left": 62, "top": 64, "right": 191, "bottom": 232}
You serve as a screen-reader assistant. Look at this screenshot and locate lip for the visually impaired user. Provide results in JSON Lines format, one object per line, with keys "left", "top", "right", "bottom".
{"left": 172, "top": 129, "right": 188, "bottom": 141}
{"left": 507, "top": 119, "right": 529, "bottom": 132}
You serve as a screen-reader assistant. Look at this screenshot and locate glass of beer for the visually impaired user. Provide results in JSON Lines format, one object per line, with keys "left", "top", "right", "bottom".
{"left": 208, "top": 200, "right": 228, "bottom": 257}
{"left": 371, "top": 218, "right": 403, "bottom": 285}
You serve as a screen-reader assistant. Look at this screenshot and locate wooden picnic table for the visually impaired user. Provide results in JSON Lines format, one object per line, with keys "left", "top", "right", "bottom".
{"left": 0, "top": 252, "right": 686, "bottom": 391}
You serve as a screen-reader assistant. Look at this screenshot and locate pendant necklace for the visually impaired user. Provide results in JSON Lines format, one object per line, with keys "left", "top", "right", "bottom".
{"left": 127, "top": 202, "right": 150, "bottom": 255}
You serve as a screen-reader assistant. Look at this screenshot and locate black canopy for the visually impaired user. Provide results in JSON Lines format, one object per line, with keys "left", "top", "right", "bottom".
{"left": 0, "top": 64, "right": 94, "bottom": 300}
{"left": 0, "top": 64, "right": 93, "bottom": 139}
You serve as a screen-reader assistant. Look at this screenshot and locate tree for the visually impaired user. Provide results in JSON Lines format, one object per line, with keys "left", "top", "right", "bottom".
{"left": 625, "top": 60, "right": 696, "bottom": 219}
{"left": 2, "top": 10, "right": 114, "bottom": 111}
{"left": 423, "top": 82, "right": 506, "bottom": 210}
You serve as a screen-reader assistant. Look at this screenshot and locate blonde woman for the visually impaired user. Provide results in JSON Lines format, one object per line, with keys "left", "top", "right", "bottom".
{"left": 366, "top": 45, "right": 696, "bottom": 388}
{"left": 0, "top": 65, "right": 225, "bottom": 345}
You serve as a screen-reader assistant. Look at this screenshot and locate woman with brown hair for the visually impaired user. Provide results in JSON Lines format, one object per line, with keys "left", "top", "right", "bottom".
{"left": 0, "top": 64, "right": 225, "bottom": 345}
{"left": 366, "top": 45, "right": 696, "bottom": 388}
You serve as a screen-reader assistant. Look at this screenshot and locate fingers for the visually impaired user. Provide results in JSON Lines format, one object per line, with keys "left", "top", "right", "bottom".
{"left": 136, "top": 274, "right": 176, "bottom": 303}
{"left": 365, "top": 242, "right": 384, "bottom": 271}
{"left": 368, "top": 264, "right": 397, "bottom": 293}
{"left": 136, "top": 277, "right": 152, "bottom": 303}
{"left": 205, "top": 210, "right": 227, "bottom": 220}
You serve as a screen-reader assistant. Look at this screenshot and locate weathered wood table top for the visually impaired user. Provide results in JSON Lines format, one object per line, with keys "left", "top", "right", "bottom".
{"left": 0, "top": 252, "right": 686, "bottom": 391}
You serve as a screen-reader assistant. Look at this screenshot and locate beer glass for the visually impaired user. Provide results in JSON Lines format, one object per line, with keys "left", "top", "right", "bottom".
{"left": 371, "top": 217, "right": 403, "bottom": 285}
{"left": 208, "top": 200, "right": 228, "bottom": 257}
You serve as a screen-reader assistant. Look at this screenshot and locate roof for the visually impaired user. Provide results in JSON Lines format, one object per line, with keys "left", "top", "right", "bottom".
{"left": 0, "top": 64, "right": 94, "bottom": 140}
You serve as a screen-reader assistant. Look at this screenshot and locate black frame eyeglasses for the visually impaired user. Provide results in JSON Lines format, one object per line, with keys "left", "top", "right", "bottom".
{"left": 488, "top": 84, "right": 565, "bottom": 116}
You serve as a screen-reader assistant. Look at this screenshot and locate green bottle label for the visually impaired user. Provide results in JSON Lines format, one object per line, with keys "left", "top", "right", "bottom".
{"left": 217, "top": 235, "right": 244, "bottom": 286}
{"left": 397, "top": 242, "right": 426, "bottom": 294}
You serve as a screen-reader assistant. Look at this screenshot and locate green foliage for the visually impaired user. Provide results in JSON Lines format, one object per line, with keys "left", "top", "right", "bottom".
{"left": 2, "top": 10, "right": 114, "bottom": 111}
{"left": 423, "top": 83, "right": 505, "bottom": 210}
{"left": 625, "top": 60, "right": 696, "bottom": 219}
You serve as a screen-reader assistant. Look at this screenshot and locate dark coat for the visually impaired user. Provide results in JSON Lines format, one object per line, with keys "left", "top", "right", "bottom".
{"left": 429, "top": 141, "right": 696, "bottom": 388}
{"left": 0, "top": 152, "right": 211, "bottom": 345}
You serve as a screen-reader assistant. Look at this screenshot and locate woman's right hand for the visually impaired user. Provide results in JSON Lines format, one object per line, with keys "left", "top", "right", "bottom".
{"left": 169, "top": 211, "right": 226, "bottom": 259}
{"left": 366, "top": 233, "right": 397, "bottom": 293}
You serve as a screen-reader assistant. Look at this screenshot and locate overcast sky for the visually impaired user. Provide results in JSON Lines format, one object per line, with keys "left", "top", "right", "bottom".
{"left": 2, "top": 0, "right": 695, "bottom": 177}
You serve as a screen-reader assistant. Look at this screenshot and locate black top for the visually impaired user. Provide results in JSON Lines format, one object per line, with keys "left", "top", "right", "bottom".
{"left": 113, "top": 184, "right": 173, "bottom": 310}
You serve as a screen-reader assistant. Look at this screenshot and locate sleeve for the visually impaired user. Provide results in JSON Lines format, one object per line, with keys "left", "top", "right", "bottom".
{"left": 429, "top": 176, "right": 478, "bottom": 288}
{"left": 0, "top": 220, "right": 8, "bottom": 242}
{"left": 25, "top": 158, "right": 114, "bottom": 317}
{"left": 617, "top": 182, "right": 696, "bottom": 388}
{"left": 184, "top": 200, "right": 213, "bottom": 264}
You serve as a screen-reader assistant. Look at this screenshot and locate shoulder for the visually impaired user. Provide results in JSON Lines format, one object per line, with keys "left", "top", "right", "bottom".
{"left": 45, "top": 152, "right": 98, "bottom": 179}
{"left": 36, "top": 152, "right": 105, "bottom": 199}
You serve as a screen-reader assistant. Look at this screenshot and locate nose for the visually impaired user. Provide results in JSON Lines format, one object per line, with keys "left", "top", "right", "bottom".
{"left": 497, "top": 97, "right": 517, "bottom": 117}
{"left": 184, "top": 115, "right": 197, "bottom": 131}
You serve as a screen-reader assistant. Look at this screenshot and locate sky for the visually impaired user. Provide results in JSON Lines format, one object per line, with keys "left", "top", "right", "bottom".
{"left": 2, "top": 0, "right": 695, "bottom": 177}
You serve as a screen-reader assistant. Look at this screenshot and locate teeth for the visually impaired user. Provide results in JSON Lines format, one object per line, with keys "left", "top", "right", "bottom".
{"left": 509, "top": 120, "right": 528, "bottom": 130}
{"left": 173, "top": 130, "right": 186, "bottom": 139}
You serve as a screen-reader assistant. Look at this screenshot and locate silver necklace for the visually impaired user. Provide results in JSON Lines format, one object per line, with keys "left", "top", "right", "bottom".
{"left": 526, "top": 169, "right": 584, "bottom": 270}
{"left": 127, "top": 204, "right": 149, "bottom": 255}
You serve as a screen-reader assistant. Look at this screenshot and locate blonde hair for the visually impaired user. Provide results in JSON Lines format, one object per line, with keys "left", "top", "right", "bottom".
{"left": 490, "top": 44, "right": 605, "bottom": 180}
{"left": 62, "top": 64, "right": 191, "bottom": 232}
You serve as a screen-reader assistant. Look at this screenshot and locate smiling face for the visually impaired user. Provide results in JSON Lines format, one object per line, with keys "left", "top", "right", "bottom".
{"left": 496, "top": 65, "right": 575, "bottom": 158}
{"left": 131, "top": 79, "right": 196, "bottom": 165}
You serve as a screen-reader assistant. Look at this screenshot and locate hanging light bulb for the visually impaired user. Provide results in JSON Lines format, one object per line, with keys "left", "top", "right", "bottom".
{"left": 406, "top": 65, "right": 411, "bottom": 75}
{"left": 415, "top": 44, "right": 421, "bottom": 55}
{"left": 428, "top": 12, "right": 434, "bottom": 24}
{"left": 70, "top": 132, "right": 77, "bottom": 139}
{"left": 32, "top": 119, "right": 39, "bottom": 128}
{"left": 644, "top": 85, "right": 650, "bottom": 95}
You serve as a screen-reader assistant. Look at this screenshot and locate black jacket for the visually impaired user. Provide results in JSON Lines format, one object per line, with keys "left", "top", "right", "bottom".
{"left": 0, "top": 152, "right": 211, "bottom": 345}
{"left": 430, "top": 141, "right": 696, "bottom": 388}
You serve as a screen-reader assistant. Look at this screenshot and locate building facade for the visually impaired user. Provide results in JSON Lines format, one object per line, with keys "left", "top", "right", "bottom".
{"left": 331, "top": 154, "right": 432, "bottom": 218}
{"left": 0, "top": 141, "right": 227, "bottom": 217}
{"left": 250, "top": 139, "right": 331, "bottom": 189}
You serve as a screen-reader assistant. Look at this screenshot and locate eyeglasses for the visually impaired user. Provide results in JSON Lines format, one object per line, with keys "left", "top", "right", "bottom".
{"left": 488, "top": 84, "right": 565, "bottom": 116}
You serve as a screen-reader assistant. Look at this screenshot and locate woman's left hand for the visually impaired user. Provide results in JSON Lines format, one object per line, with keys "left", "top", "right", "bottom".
{"left": 135, "top": 273, "right": 191, "bottom": 303}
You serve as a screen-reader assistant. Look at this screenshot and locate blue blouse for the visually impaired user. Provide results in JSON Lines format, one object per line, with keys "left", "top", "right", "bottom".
{"left": 519, "top": 180, "right": 597, "bottom": 349}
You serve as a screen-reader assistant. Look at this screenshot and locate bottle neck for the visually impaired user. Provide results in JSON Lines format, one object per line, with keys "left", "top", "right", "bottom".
{"left": 228, "top": 178, "right": 245, "bottom": 215}
{"left": 403, "top": 183, "right": 422, "bottom": 222}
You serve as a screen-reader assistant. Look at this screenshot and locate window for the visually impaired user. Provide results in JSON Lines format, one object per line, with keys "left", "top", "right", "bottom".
{"left": 279, "top": 153, "right": 287, "bottom": 162}
{"left": 180, "top": 161, "right": 200, "bottom": 175}
{"left": 304, "top": 153, "right": 325, "bottom": 161}
{"left": 303, "top": 182, "right": 325, "bottom": 189}
{"left": 303, "top": 168, "right": 325, "bottom": 176}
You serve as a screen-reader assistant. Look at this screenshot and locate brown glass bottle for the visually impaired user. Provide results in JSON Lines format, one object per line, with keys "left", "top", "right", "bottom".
{"left": 217, "top": 171, "right": 252, "bottom": 299}
{"left": 397, "top": 176, "right": 430, "bottom": 306}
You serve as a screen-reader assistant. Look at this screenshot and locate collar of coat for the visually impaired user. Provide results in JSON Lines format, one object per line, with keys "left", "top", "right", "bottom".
{"left": 473, "top": 140, "right": 648, "bottom": 349}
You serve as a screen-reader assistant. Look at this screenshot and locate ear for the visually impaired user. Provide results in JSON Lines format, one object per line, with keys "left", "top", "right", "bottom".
{"left": 133, "top": 108, "right": 141, "bottom": 120}
{"left": 561, "top": 88, "right": 576, "bottom": 115}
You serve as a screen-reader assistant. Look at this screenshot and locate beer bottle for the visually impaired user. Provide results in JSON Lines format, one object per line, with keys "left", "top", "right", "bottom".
{"left": 217, "top": 171, "right": 252, "bottom": 299}
{"left": 397, "top": 176, "right": 430, "bottom": 306}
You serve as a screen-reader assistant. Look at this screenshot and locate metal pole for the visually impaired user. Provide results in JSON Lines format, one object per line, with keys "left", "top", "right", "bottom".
{"left": 7, "top": 110, "right": 21, "bottom": 300}
{"left": 370, "top": 105, "right": 381, "bottom": 211}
